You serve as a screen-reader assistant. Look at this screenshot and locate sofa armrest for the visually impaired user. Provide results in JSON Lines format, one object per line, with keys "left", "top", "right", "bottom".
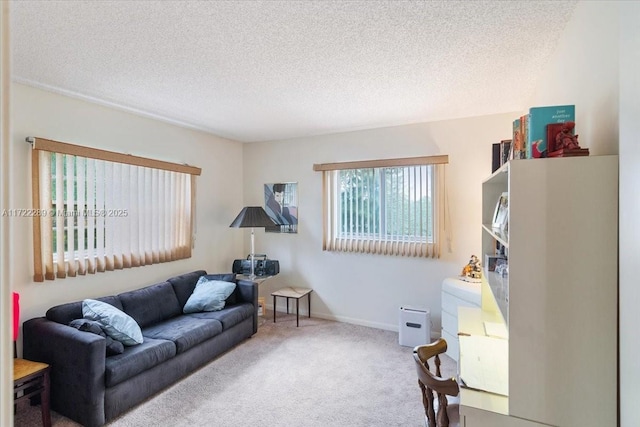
{"left": 236, "top": 279, "right": 258, "bottom": 334}
{"left": 23, "top": 317, "right": 107, "bottom": 427}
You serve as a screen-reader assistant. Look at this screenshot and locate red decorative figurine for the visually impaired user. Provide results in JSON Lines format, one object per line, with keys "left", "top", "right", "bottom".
{"left": 547, "top": 121, "right": 589, "bottom": 157}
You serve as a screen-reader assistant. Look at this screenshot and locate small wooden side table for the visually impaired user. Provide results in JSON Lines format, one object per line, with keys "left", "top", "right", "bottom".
{"left": 14, "top": 358, "right": 51, "bottom": 427}
{"left": 271, "top": 287, "right": 312, "bottom": 327}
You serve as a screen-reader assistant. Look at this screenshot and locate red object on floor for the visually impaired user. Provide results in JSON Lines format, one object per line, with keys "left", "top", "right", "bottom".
{"left": 13, "top": 292, "right": 19, "bottom": 342}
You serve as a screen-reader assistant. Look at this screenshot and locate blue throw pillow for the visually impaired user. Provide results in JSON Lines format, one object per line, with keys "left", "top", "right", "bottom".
{"left": 183, "top": 277, "right": 237, "bottom": 314}
{"left": 82, "top": 299, "right": 143, "bottom": 346}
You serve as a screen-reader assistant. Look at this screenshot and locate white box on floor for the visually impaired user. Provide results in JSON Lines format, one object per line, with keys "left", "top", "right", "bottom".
{"left": 399, "top": 306, "right": 430, "bottom": 347}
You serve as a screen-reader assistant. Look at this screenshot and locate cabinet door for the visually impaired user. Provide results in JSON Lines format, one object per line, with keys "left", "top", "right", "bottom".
{"left": 508, "top": 156, "right": 617, "bottom": 427}
{"left": 441, "top": 329, "right": 459, "bottom": 361}
{"left": 442, "top": 293, "right": 480, "bottom": 316}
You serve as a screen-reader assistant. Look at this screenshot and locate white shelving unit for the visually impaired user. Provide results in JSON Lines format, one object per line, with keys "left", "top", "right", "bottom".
{"left": 459, "top": 156, "right": 619, "bottom": 427}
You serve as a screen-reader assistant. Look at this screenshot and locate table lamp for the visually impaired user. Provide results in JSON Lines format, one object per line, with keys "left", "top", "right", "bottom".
{"left": 229, "top": 206, "right": 276, "bottom": 279}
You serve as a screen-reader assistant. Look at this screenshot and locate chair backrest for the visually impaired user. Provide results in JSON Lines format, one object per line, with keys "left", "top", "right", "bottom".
{"left": 413, "top": 338, "right": 459, "bottom": 427}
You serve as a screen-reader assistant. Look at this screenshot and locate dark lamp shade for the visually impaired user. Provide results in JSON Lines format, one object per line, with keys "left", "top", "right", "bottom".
{"left": 229, "top": 206, "right": 276, "bottom": 228}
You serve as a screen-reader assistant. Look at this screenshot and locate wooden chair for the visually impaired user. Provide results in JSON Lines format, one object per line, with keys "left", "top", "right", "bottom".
{"left": 13, "top": 291, "right": 52, "bottom": 427}
{"left": 413, "top": 338, "right": 459, "bottom": 427}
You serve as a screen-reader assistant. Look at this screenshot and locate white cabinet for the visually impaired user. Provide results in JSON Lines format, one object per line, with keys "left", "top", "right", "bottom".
{"left": 441, "top": 277, "right": 480, "bottom": 361}
{"left": 459, "top": 156, "right": 618, "bottom": 427}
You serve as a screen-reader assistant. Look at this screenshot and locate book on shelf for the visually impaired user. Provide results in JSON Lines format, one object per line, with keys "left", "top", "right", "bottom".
{"left": 499, "top": 139, "right": 511, "bottom": 166}
{"left": 512, "top": 118, "right": 524, "bottom": 160}
{"left": 527, "top": 104, "right": 575, "bottom": 158}
{"left": 520, "top": 114, "right": 529, "bottom": 159}
{"left": 492, "top": 143, "right": 501, "bottom": 173}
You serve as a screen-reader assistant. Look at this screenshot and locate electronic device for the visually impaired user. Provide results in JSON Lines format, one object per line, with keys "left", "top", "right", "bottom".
{"left": 232, "top": 254, "right": 279, "bottom": 277}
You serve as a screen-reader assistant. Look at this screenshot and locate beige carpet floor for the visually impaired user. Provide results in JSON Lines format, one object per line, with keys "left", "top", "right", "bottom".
{"left": 15, "top": 312, "right": 459, "bottom": 427}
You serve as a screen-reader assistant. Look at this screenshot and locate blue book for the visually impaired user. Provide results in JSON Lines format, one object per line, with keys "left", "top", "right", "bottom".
{"left": 527, "top": 105, "right": 575, "bottom": 158}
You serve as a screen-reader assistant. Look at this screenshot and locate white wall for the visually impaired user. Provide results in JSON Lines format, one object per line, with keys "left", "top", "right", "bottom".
{"left": 10, "top": 83, "right": 245, "bottom": 333}
{"left": 243, "top": 113, "right": 516, "bottom": 332}
{"left": 619, "top": 2, "right": 640, "bottom": 425}
{"left": 530, "top": 1, "right": 619, "bottom": 156}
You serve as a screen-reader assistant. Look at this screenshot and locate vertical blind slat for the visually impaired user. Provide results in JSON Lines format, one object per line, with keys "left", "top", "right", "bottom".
{"left": 121, "top": 164, "right": 131, "bottom": 269}
{"left": 367, "top": 169, "right": 373, "bottom": 253}
{"left": 399, "top": 168, "right": 403, "bottom": 256}
{"left": 96, "top": 160, "right": 106, "bottom": 272}
{"left": 419, "top": 166, "right": 424, "bottom": 257}
{"left": 55, "top": 154, "right": 65, "bottom": 278}
{"left": 76, "top": 157, "right": 86, "bottom": 273}
{"left": 40, "top": 151, "right": 54, "bottom": 279}
{"left": 114, "top": 163, "right": 123, "bottom": 269}
{"left": 104, "top": 162, "right": 114, "bottom": 271}
{"left": 86, "top": 158, "right": 96, "bottom": 273}
{"left": 145, "top": 167, "right": 153, "bottom": 264}
{"left": 65, "top": 155, "right": 76, "bottom": 276}
{"left": 129, "top": 165, "right": 139, "bottom": 267}
{"left": 137, "top": 167, "right": 145, "bottom": 265}
{"left": 374, "top": 169, "right": 379, "bottom": 254}
{"left": 330, "top": 171, "right": 335, "bottom": 251}
{"left": 355, "top": 169, "right": 360, "bottom": 252}
{"left": 175, "top": 175, "right": 184, "bottom": 259}
{"left": 65, "top": 156, "right": 74, "bottom": 274}
{"left": 149, "top": 168, "right": 157, "bottom": 264}
{"left": 162, "top": 171, "right": 168, "bottom": 261}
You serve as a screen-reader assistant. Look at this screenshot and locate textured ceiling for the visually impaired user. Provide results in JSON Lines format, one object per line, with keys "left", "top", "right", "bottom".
{"left": 11, "top": 0, "right": 578, "bottom": 143}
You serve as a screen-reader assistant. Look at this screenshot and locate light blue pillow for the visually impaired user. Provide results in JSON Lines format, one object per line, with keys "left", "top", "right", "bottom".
{"left": 183, "top": 278, "right": 237, "bottom": 314}
{"left": 82, "top": 299, "right": 143, "bottom": 346}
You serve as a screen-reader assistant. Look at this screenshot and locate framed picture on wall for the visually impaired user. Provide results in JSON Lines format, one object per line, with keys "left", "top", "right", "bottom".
{"left": 264, "top": 182, "right": 298, "bottom": 233}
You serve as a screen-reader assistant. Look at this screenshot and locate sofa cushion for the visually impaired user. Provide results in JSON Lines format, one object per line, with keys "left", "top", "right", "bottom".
{"left": 105, "top": 337, "right": 176, "bottom": 387}
{"left": 186, "top": 302, "right": 254, "bottom": 330}
{"left": 142, "top": 316, "right": 223, "bottom": 354}
{"left": 83, "top": 299, "right": 143, "bottom": 346}
{"left": 118, "top": 281, "right": 181, "bottom": 328}
{"left": 46, "top": 295, "right": 123, "bottom": 325}
{"left": 167, "top": 270, "right": 208, "bottom": 309}
{"left": 198, "top": 273, "right": 239, "bottom": 304}
{"left": 183, "top": 278, "right": 236, "bottom": 313}
{"left": 68, "top": 319, "right": 125, "bottom": 356}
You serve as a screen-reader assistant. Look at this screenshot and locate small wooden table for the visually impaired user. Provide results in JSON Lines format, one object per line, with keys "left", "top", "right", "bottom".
{"left": 271, "top": 287, "right": 312, "bottom": 327}
{"left": 14, "top": 358, "right": 51, "bottom": 427}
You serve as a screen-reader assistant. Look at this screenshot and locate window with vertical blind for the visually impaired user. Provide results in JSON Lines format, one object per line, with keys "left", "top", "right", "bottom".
{"left": 313, "top": 155, "right": 448, "bottom": 258}
{"left": 29, "top": 137, "right": 201, "bottom": 282}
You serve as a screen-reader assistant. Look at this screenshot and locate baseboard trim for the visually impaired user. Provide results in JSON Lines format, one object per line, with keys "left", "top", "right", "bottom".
{"left": 264, "top": 304, "right": 439, "bottom": 340}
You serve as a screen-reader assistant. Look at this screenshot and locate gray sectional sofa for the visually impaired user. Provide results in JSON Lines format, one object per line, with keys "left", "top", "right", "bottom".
{"left": 22, "top": 270, "right": 258, "bottom": 427}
